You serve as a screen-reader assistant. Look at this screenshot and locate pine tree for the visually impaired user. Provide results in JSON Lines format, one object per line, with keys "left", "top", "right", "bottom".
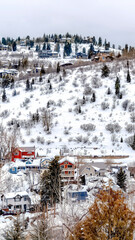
{"left": 12, "top": 41, "right": 17, "bottom": 51}
{"left": 2, "top": 89, "right": 7, "bottom": 102}
{"left": 41, "top": 65, "right": 45, "bottom": 74}
{"left": 107, "top": 87, "right": 111, "bottom": 95}
{"left": 40, "top": 156, "right": 62, "bottom": 207}
{"left": 101, "top": 65, "right": 110, "bottom": 77}
{"left": 42, "top": 42, "right": 46, "bottom": 50}
{"left": 131, "top": 134, "right": 135, "bottom": 150}
{"left": 127, "top": 69, "right": 131, "bottom": 83}
{"left": 117, "top": 167, "right": 126, "bottom": 191}
{"left": 98, "top": 36, "right": 102, "bottom": 46}
{"left": 115, "top": 76, "right": 120, "bottom": 95}
{"left": 26, "top": 79, "right": 30, "bottom": 90}
{"left": 56, "top": 62, "right": 60, "bottom": 73}
{"left": 70, "top": 186, "right": 135, "bottom": 240}
{"left": 91, "top": 92, "right": 96, "bottom": 102}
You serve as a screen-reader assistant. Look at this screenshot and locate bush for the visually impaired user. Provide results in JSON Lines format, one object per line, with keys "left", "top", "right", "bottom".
{"left": 91, "top": 77, "right": 102, "bottom": 88}
{"left": 122, "top": 100, "right": 129, "bottom": 111}
{"left": 83, "top": 85, "right": 93, "bottom": 95}
{"left": 106, "top": 123, "right": 121, "bottom": 133}
{"left": 80, "top": 123, "right": 96, "bottom": 131}
{"left": 130, "top": 113, "right": 135, "bottom": 123}
{"left": 101, "top": 101, "right": 109, "bottom": 110}
{"left": 125, "top": 124, "right": 134, "bottom": 133}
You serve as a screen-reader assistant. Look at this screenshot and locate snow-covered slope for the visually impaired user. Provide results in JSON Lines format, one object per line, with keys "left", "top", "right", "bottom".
{"left": 0, "top": 57, "right": 135, "bottom": 157}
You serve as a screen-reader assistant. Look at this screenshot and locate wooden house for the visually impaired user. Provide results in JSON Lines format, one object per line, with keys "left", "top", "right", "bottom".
{"left": 1, "top": 191, "right": 31, "bottom": 213}
{"left": 11, "top": 147, "right": 35, "bottom": 162}
{"left": 59, "top": 156, "right": 76, "bottom": 179}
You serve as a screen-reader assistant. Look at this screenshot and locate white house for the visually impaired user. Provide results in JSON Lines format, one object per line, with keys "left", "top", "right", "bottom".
{"left": 1, "top": 191, "right": 31, "bottom": 212}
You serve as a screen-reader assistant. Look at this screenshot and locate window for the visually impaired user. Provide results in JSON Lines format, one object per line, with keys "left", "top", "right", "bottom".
{"left": 24, "top": 197, "right": 28, "bottom": 201}
{"left": 14, "top": 195, "right": 21, "bottom": 202}
{"left": 61, "top": 165, "right": 64, "bottom": 169}
{"left": 15, "top": 152, "right": 19, "bottom": 156}
{"left": 68, "top": 165, "right": 72, "bottom": 168}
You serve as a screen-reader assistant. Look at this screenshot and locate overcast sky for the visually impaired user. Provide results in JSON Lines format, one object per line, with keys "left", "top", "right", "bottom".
{"left": 0, "top": 0, "right": 135, "bottom": 47}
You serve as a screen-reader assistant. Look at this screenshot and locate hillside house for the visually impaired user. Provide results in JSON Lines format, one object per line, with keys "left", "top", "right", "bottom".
{"left": 38, "top": 50, "right": 58, "bottom": 58}
{"left": 11, "top": 147, "right": 35, "bottom": 162}
{"left": 59, "top": 156, "right": 76, "bottom": 179}
{"left": 1, "top": 191, "right": 31, "bottom": 213}
{"left": 66, "top": 190, "right": 88, "bottom": 202}
{"left": 79, "top": 163, "right": 99, "bottom": 177}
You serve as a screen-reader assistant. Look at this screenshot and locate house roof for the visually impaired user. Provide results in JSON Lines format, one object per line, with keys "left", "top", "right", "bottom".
{"left": 59, "top": 156, "right": 76, "bottom": 164}
{"left": 17, "top": 147, "right": 35, "bottom": 152}
{"left": 79, "top": 162, "right": 107, "bottom": 175}
{"left": 4, "top": 191, "right": 29, "bottom": 199}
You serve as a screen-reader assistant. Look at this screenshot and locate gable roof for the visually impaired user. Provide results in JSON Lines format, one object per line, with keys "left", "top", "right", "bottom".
{"left": 17, "top": 147, "right": 35, "bottom": 152}
{"left": 59, "top": 156, "right": 76, "bottom": 164}
{"left": 4, "top": 191, "right": 29, "bottom": 199}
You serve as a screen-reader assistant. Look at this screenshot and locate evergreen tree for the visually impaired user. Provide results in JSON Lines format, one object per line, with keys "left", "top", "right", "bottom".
{"left": 70, "top": 186, "right": 135, "bottom": 240}
{"left": 42, "top": 42, "right": 46, "bottom": 50}
{"left": 36, "top": 45, "right": 40, "bottom": 52}
{"left": 40, "top": 157, "right": 62, "bottom": 207}
{"left": 91, "top": 92, "right": 96, "bottom": 102}
{"left": 2, "top": 37, "right": 7, "bottom": 45}
{"left": 35, "top": 110, "right": 39, "bottom": 122}
{"left": 78, "top": 105, "right": 81, "bottom": 113}
{"left": 131, "top": 134, "right": 135, "bottom": 150}
{"left": 2, "top": 89, "right": 7, "bottom": 102}
{"left": 88, "top": 44, "right": 94, "bottom": 59}
{"left": 39, "top": 73, "right": 42, "bottom": 82}
{"left": 82, "top": 47, "right": 86, "bottom": 54}
{"left": 12, "top": 41, "right": 17, "bottom": 51}
{"left": 26, "top": 79, "right": 30, "bottom": 90}
{"left": 127, "top": 69, "right": 131, "bottom": 83}
{"left": 56, "top": 62, "right": 60, "bottom": 73}
{"left": 107, "top": 87, "right": 111, "bottom": 95}
{"left": 64, "top": 41, "right": 72, "bottom": 56}
{"left": 101, "top": 64, "right": 110, "bottom": 77}
{"left": 41, "top": 65, "right": 45, "bottom": 74}
{"left": 75, "top": 44, "right": 78, "bottom": 54}
{"left": 98, "top": 36, "right": 102, "bottom": 46}
{"left": 115, "top": 76, "right": 120, "bottom": 95}
{"left": 117, "top": 167, "right": 126, "bottom": 191}
{"left": 47, "top": 43, "right": 51, "bottom": 50}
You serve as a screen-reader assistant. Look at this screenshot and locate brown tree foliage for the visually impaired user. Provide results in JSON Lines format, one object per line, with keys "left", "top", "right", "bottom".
{"left": 70, "top": 187, "right": 135, "bottom": 240}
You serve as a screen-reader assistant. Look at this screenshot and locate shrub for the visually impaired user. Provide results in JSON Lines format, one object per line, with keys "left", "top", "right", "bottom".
{"left": 130, "top": 113, "right": 135, "bottom": 123}
{"left": 106, "top": 123, "right": 121, "bottom": 133}
{"left": 91, "top": 77, "right": 102, "bottom": 88}
{"left": 125, "top": 124, "right": 134, "bottom": 133}
{"left": 83, "top": 85, "right": 93, "bottom": 95}
{"left": 101, "top": 101, "right": 109, "bottom": 110}
{"left": 128, "top": 103, "right": 135, "bottom": 112}
{"left": 80, "top": 123, "right": 96, "bottom": 131}
{"left": 122, "top": 99, "right": 129, "bottom": 111}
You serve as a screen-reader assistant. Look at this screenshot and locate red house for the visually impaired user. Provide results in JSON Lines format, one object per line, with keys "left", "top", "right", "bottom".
{"left": 11, "top": 147, "right": 35, "bottom": 162}
{"left": 59, "top": 156, "right": 76, "bottom": 179}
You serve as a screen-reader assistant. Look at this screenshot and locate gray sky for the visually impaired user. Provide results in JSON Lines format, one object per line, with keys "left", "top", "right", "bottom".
{"left": 0, "top": 0, "right": 135, "bottom": 47}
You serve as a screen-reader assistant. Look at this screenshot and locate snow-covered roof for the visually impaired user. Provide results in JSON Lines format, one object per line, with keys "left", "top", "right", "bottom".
{"left": 59, "top": 156, "right": 76, "bottom": 164}
{"left": 18, "top": 147, "right": 35, "bottom": 152}
{"left": 4, "top": 191, "right": 29, "bottom": 199}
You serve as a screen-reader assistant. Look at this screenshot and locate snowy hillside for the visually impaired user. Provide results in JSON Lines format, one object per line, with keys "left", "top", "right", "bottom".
{"left": 0, "top": 57, "right": 135, "bottom": 157}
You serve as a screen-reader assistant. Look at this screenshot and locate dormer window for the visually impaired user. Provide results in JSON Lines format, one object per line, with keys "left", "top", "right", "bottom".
{"left": 14, "top": 195, "right": 21, "bottom": 202}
